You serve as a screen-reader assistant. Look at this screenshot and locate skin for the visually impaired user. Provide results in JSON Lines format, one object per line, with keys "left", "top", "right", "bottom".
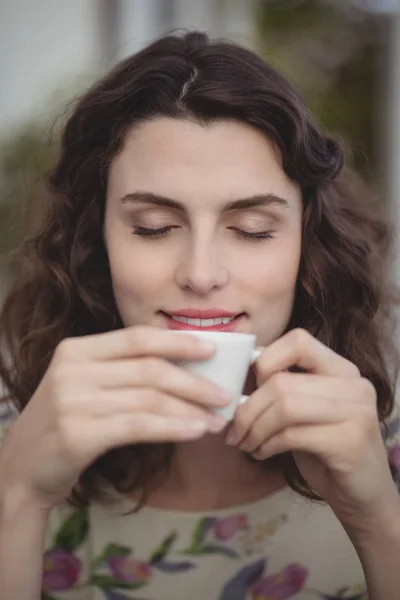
{"left": 104, "top": 118, "right": 303, "bottom": 346}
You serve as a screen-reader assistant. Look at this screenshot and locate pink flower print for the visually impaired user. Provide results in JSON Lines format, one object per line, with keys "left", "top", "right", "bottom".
{"left": 108, "top": 555, "right": 153, "bottom": 584}
{"left": 251, "top": 563, "right": 308, "bottom": 600}
{"left": 214, "top": 514, "right": 248, "bottom": 541}
{"left": 42, "top": 549, "right": 81, "bottom": 591}
{"left": 389, "top": 444, "right": 400, "bottom": 472}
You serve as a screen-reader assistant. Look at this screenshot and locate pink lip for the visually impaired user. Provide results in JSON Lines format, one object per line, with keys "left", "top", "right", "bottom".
{"left": 161, "top": 311, "right": 245, "bottom": 332}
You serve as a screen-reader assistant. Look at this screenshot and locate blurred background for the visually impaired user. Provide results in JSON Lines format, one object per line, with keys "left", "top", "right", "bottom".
{"left": 1, "top": 0, "right": 400, "bottom": 289}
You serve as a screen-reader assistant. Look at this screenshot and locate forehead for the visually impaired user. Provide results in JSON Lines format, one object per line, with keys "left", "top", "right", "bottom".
{"left": 107, "top": 118, "right": 301, "bottom": 209}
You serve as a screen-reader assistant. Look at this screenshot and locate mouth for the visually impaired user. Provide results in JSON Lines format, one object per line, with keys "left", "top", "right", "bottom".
{"left": 160, "top": 310, "right": 246, "bottom": 332}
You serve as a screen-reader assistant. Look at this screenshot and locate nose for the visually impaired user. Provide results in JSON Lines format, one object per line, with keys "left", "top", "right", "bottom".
{"left": 175, "top": 235, "right": 229, "bottom": 295}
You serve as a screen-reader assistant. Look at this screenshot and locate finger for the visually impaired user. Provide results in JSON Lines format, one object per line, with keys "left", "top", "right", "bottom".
{"left": 260, "top": 373, "right": 374, "bottom": 403}
{"left": 250, "top": 423, "right": 344, "bottom": 461}
{"left": 236, "top": 394, "right": 351, "bottom": 454}
{"left": 257, "top": 329, "right": 360, "bottom": 379}
{"left": 56, "top": 326, "right": 215, "bottom": 362}
{"left": 71, "top": 358, "right": 230, "bottom": 408}
{"left": 81, "top": 413, "right": 209, "bottom": 455}
{"left": 68, "top": 389, "right": 226, "bottom": 432}
{"left": 228, "top": 372, "right": 371, "bottom": 448}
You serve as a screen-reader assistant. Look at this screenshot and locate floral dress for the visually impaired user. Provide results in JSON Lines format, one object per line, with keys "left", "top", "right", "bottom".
{"left": 1, "top": 402, "right": 400, "bottom": 600}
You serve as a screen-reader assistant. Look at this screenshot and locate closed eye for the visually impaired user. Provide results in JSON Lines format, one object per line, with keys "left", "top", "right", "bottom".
{"left": 132, "top": 225, "right": 275, "bottom": 241}
{"left": 132, "top": 225, "right": 179, "bottom": 237}
{"left": 228, "top": 227, "right": 274, "bottom": 242}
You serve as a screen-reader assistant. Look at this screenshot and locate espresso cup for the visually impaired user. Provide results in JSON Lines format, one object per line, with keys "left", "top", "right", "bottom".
{"left": 173, "top": 330, "right": 261, "bottom": 421}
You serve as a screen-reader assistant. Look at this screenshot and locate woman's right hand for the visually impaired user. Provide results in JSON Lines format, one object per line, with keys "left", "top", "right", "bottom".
{"left": 0, "top": 326, "right": 229, "bottom": 511}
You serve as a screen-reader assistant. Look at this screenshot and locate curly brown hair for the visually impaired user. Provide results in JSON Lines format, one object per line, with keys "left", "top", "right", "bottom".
{"left": 0, "top": 31, "right": 397, "bottom": 507}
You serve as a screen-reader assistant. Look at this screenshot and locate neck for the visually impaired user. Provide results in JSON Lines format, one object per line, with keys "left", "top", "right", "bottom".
{"left": 144, "top": 429, "right": 286, "bottom": 511}
{"left": 132, "top": 370, "right": 287, "bottom": 511}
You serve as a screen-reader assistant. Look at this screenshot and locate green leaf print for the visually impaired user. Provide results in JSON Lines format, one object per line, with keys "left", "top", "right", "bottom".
{"left": 149, "top": 531, "right": 177, "bottom": 564}
{"left": 183, "top": 517, "right": 216, "bottom": 553}
{"left": 53, "top": 508, "right": 89, "bottom": 552}
{"left": 41, "top": 593, "right": 58, "bottom": 600}
{"left": 93, "top": 543, "right": 132, "bottom": 568}
{"left": 90, "top": 574, "right": 147, "bottom": 590}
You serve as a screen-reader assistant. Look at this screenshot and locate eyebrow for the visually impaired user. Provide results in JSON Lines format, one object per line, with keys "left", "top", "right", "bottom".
{"left": 119, "top": 191, "right": 289, "bottom": 212}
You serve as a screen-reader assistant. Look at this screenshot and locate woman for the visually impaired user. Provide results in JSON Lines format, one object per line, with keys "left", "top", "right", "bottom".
{"left": 0, "top": 31, "right": 399, "bottom": 600}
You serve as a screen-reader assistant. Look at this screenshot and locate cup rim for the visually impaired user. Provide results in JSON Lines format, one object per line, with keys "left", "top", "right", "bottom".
{"left": 171, "top": 330, "right": 256, "bottom": 342}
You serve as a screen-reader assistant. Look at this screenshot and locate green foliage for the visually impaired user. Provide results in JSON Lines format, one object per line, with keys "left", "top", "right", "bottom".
{"left": 0, "top": 123, "right": 57, "bottom": 255}
{"left": 256, "top": 0, "right": 381, "bottom": 180}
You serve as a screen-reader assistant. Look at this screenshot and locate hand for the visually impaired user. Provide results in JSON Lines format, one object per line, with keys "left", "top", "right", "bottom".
{"left": 0, "top": 326, "right": 229, "bottom": 510}
{"left": 226, "top": 328, "right": 398, "bottom": 530}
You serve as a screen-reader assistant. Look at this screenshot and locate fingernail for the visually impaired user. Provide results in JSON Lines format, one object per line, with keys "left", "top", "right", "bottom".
{"left": 208, "top": 415, "right": 227, "bottom": 432}
{"left": 186, "top": 420, "right": 208, "bottom": 434}
{"left": 215, "top": 386, "right": 232, "bottom": 403}
{"left": 198, "top": 341, "right": 215, "bottom": 353}
{"left": 226, "top": 430, "right": 237, "bottom": 445}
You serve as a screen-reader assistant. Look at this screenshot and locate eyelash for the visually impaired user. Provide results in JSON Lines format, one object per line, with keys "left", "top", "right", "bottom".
{"left": 132, "top": 225, "right": 274, "bottom": 242}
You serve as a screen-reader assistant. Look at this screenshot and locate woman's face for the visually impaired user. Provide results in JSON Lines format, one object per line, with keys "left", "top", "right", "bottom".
{"left": 104, "top": 118, "right": 302, "bottom": 346}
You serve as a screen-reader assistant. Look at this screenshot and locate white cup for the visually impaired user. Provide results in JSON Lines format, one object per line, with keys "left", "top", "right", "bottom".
{"left": 173, "top": 330, "right": 261, "bottom": 421}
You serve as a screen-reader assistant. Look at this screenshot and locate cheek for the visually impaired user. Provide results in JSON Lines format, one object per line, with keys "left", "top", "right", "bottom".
{"left": 106, "top": 236, "right": 174, "bottom": 317}
{"left": 238, "top": 237, "right": 301, "bottom": 299}
{"left": 111, "top": 250, "right": 169, "bottom": 295}
{"left": 243, "top": 239, "right": 301, "bottom": 343}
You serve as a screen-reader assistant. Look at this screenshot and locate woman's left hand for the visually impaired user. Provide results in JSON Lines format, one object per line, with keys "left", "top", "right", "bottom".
{"left": 226, "top": 328, "right": 399, "bottom": 532}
